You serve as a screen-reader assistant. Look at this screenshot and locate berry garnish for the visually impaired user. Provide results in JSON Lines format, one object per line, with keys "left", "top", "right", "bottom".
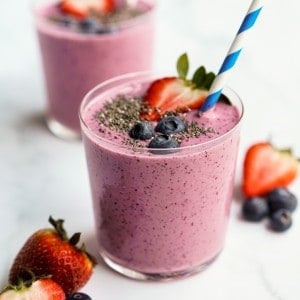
{"left": 60, "top": 0, "right": 116, "bottom": 20}
{"left": 270, "top": 209, "right": 292, "bottom": 232}
{"left": 129, "top": 122, "right": 154, "bottom": 140}
{"left": 67, "top": 292, "right": 92, "bottom": 300}
{"left": 155, "top": 116, "right": 186, "bottom": 135}
{"left": 242, "top": 197, "right": 269, "bottom": 222}
{"left": 267, "top": 188, "right": 298, "bottom": 213}
{"left": 0, "top": 277, "right": 65, "bottom": 300}
{"left": 242, "top": 142, "right": 299, "bottom": 196}
{"left": 140, "top": 53, "right": 216, "bottom": 121}
{"left": 50, "top": 15, "right": 116, "bottom": 35}
{"left": 79, "top": 18, "right": 103, "bottom": 33}
{"left": 50, "top": 16, "right": 78, "bottom": 28}
{"left": 148, "top": 135, "right": 179, "bottom": 154}
{"left": 9, "top": 216, "right": 96, "bottom": 295}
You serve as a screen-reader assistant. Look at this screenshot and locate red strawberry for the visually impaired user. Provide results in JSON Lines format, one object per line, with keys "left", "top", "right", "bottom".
{"left": 97, "top": 0, "right": 115, "bottom": 14}
{"left": 0, "top": 278, "right": 65, "bottom": 300}
{"left": 9, "top": 216, "right": 96, "bottom": 296}
{"left": 243, "top": 142, "right": 299, "bottom": 197}
{"left": 140, "top": 53, "right": 215, "bottom": 121}
{"left": 141, "top": 77, "right": 208, "bottom": 121}
{"left": 60, "top": 0, "right": 116, "bottom": 19}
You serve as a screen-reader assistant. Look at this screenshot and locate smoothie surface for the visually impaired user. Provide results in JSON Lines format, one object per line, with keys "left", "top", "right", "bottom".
{"left": 36, "top": 1, "right": 154, "bottom": 34}
{"left": 82, "top": 86, "right": 241, "bottom": 150}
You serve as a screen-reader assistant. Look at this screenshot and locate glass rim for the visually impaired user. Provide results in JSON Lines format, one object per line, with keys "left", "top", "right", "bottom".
{"left": 33, "top": 0, "right": 156, "bottom": 38}
{"left": 79, "top": 71, "right": 244, "bottom": 154}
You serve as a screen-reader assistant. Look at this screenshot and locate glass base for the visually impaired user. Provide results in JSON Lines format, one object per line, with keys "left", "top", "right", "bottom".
{"left": 100, "top": 251, "right": 220, "bottom": 281}
{"left": 46, "top": 116, "right": 81, "bottom": 140}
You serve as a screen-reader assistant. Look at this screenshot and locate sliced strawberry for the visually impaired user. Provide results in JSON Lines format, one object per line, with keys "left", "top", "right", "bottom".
{"left": 60, "top": 0, "right": 88, "bottom": 19}
{"left": 0, "top": 278, "right": 65, "bottom": 300}
{"left": 98, "top": 0, "right": 115, "bottom": 14}
{"left": 242, "top": 142, "right": 299, "bottom": 197}
{"left": 141, "top": 77, "right": 208, "bottom": 121}
{"left": 60, "top": 0, "right": 116, "bottom": 19}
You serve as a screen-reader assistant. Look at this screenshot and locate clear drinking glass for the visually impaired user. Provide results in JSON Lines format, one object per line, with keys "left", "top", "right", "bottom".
{"left": 80, "top": 72, "right": 244, "bottom": 280}
{"left": 33, "top": 0, "right": 156, "bottom": 139}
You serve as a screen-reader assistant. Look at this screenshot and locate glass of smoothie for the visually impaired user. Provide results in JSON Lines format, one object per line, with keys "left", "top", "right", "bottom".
{"left": 34, "top": 0, "right": 156, "bottom": 139}
{"left": 79, "top": 63, "right": 243, "bottom": 280}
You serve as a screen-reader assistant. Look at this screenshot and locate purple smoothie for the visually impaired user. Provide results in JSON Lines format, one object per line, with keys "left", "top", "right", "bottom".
{"left": 80, "top": 73, "right": 243, "bottom": 279}
{"left": 34, "top": 1, "right": 155, "bottom": 137}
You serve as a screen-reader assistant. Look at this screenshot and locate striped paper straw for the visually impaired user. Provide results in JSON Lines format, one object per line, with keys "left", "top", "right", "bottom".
{"left": 199, "top": 0, "right": 263, "bottom": 114}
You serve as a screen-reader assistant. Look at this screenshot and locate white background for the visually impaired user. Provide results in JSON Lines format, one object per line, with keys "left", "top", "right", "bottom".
{"left": 1, "top": 0, "right": 300, "bottom": 299}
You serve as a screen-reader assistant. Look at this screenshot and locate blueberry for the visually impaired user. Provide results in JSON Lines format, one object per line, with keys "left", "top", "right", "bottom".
{"left": 96, "top": 24, "right": 118, "bottom": 34}
{"left": 155, "top": 116, "right": 186, "bottom": 135}
{"left": 50, "top": 16, "right": 78, "bottom": 28}
{"left": 270, "top": 209, "right": 292, "bottom": 232}
{"left": 267, "top": 188, "right": 298, "bottom": 213}
{"left": 148, "top": 135, "right": 179, "bottom": 154}
{"left": 129, "top": 122, "right": 154, "bottom": 140}
{"left": 242, "top": 197, "right": 269, "bottom": 222}
{"left": 66, "top": 292, "right": 92, "bottom": 299}
{"left": 79, "top": 18, "right": 104, "bottom": 34}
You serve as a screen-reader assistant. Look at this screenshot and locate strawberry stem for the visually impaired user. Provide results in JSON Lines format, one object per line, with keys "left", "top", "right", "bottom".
{"left": 48, "top": 216, "right": 68, "bottom": 241}
{"left": 48, "top": 216, "right": 86, "bottom": 248}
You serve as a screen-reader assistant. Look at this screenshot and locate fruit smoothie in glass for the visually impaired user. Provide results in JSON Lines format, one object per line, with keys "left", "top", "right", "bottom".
{"left": 80, "top": 56, "right": 243, "bottom": 280}
{"left": 34, "top": 0, "right": 155, "bottom": 139}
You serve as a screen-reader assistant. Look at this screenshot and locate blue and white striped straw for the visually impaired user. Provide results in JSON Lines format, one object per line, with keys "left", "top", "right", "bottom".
{"left": 199, "top": 0, "right": 263, "bottom": 114}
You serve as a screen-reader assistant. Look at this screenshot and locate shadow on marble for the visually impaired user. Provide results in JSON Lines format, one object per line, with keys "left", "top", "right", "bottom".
{"left": 13, "top": 111, "right": 50, "bottom": 137}
{"left": 83, "top": 231, "right": 124, "bottom": 278}
{"left": 233, "top": 182, "right": 244, "bottom": 204}
{"left": 82, "top": 231, "right": 101, "bottom": 262}
{"left": 8, "top": 111, "right": 51, "bottom": 138}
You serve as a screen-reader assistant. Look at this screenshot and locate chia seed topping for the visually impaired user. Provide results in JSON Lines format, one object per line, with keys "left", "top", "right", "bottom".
{"left": 95, "top": 95, "right": 143, "bottom": 133}
{"left": 94, "top": 95, "right": 217, "bottom": 148}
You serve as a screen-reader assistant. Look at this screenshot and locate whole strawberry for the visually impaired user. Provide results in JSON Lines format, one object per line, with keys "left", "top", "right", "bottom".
{"left": 9, "top": 216, "right": 96, "bottom": 295}
{"left": 0, "top": 277, "right": 65, "bottom": 300}
{"left": 243, "top": 142, "right": 299, "bottom": 196}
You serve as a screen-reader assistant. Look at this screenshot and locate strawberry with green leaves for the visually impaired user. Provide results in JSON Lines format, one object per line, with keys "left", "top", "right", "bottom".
{"left": 141, "top": 53, "right": 216, "bottom": 121}
{"left": 9, "top": 217, "right": 96, "bottom": 296}
{"left": 60, "top": 0, "right": 116, "bottom": 19}
{"left": 0, "top": 277, "right": 65, "bottom": 300}
{"left": 243, "top": 142, "right": 299, "bottom": 196}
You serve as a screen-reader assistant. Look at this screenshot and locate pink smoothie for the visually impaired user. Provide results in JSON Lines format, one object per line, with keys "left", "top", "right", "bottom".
{"left": 80, "top": 73, "right": 243, "bottom": 277}
{"left": 34, "top": 1, "right": 155, "bottom": 134}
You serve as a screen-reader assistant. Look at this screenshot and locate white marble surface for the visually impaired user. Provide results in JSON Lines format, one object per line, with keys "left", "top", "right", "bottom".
{"left": 1, "top": 0, "right": 300, "bottom": 299}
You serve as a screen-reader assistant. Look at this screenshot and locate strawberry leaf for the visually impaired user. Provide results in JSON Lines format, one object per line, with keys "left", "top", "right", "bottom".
{"left": 203, "top": 72, "right": 216, "bottom": 90}
{"left": 191, "top": 66, "right": 216, "bottom": 90}
{"left": 176, "top": 53, "right": 189, "bottom": 79}
{"left": 69, "top": 232, "right": 81, "bottom": 246}
{"left": 192, "top": 66, "right": 206, "bottom": 88}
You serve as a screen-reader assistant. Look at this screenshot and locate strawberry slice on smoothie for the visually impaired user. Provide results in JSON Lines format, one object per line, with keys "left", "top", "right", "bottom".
{"left": 141, "top": 53, "right": 216, "bottom": 121}
{"left": 60, "top": 0, "right": 116, "bottom": 19}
